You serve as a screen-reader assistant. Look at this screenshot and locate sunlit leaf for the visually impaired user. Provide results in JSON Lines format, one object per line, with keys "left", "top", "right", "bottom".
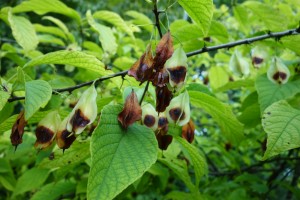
{"left": 25, "top": 80, "right": 52, "bottom": 120}
{"left": 87, "top": 105, "right": 157, "bottom": 200}
{"left": 262, "top": 101, "right": 300, "bottom": 160}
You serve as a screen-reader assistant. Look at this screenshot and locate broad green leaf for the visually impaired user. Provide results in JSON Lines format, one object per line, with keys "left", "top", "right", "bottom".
{"left": 0, "top": 91, "right": 10, "bottom": 111}
{"left": 262, "top": 101, "right": 300, "bottom": 160}
{"left": 8, "top": 11, "right": 38, "bottom": 51}
{"left": 208, "top": 66, "right": 229, "bottom": 90}
{"left": 87, "top": 105, "right": 157, "bottom": 200}
{"left": 281, "top": 35, "right": 300, "bottom": 56}
{"left": 25, "top": 80, "right": 52, "bottom": 120}
{"left": 39, "top": 141, "right": 90, "bottom": 168}
{"left": 255, "top": 75, "right": 300, "bottom": 112}
{"left": 31, "top": 181, "right": 76, "bottom": 200}
{"left": 243, "top": 1, "right": 287, "bottom": 31}
{"left": 13, "top": 0, "right": 80, "bottom": 24}
{"left": 178, "top": 0, "right": 213, "bottom": 36}
{"left": 189, "top": 91, "right": 244, "bottom": 144}
{"left": 42, "top": 16, "right": 75, "bottom": 42}
{"left": 34, "top": 24, "right": 67, "bottom": 39}
{"left": 24, "top": 50, "right": 108, "bottom": 75}
{"left": 37, "top": 34, "right": 65, "bottom": 46}
{"left": 93, "top": 10, "right": 134, "bottom": 38}
{"left": 208, "top": 20, "right": 228, "bottom": 43}
{"left": 216, "top": 79, "right": 254, "bottom": 92}
{"left": 125, "top": 10, "right": 153, "bottom": 33}
{"left": 86, "top": 10, "right": 117, "bottom": 55}
{"left": 13, "top": 168, "right": 50, "bottom": 196}
{"left": 174, "top": 136, "right": 208, "bottom": 186}
{"left": 159, "top": 158, "right": 196, "bottom": 192}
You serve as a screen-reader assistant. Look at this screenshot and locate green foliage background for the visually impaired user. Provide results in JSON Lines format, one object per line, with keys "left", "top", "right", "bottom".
{"left": 1, "top": 0, "right": 300, "bottom": 199}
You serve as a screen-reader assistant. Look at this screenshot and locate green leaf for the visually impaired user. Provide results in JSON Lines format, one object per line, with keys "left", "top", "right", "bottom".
{"left": 31, "top": 181, "right": 76, "bottom": 200}
{"left": 87, "top": 105, "right": 158, "bottom": 200}
{"left": 178, "top": 0, "right": 213, "bottom": 36}
{"left": 39, "top": 141, "right": 90, "bottom": 168}
{"left": 189, "top": 91, "right": 244, "bottom": 144}
{"left": 25, "top": 80, "right": 52, "bottom": 120}
{"left": 0, "top": 91, "right": 10, "bottom": 111}
{"left": 208, "top": 66, "right": 229, "bottom": 90}
{"left": 174, "top": 136, "right": 208, "bottom": 186}
{"left": 13, "top": 0, "right": 80, "bottom": 24}
{"left": 86, "top": 10, "right": 117, "bottom": 55}
{"left": 34, "top": 24, "right": 67, "bottom": 39}
{"left": 93, "top": 10, "right": 134, "bottom": 38}
{"left": 281, "top": 35, "right": 300, "bottom": 56}
{"left": 255, "top": 75, "right": 300, "bottom": 112}
{"left": 8, "top": 11, "right": 38, "bottom": 51}
{"left": 159, "top": 158, "right": 196, "bottom": 192}
{"left": 13, "top": 168, "right": 50, "bottom": 196}
{"left": 262, "top": 101, "right": 300, "bottom": 160}
{"left": 125, "top": 10, "right": 153, "bottom": 33}
{"left": 24, "top": 50, "right": 108, "bottom": 75}
{"left": 243, "top": 1, "right": 287, "bottom": 31}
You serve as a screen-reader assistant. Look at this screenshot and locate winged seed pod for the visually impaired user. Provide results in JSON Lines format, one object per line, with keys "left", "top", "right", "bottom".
{"left": 229, "top": 50, "right": 250, "bottom": 77}
{"left": 267, "top": 57, "right": 290, "bottom": 84}
{"left": 166, "top": 91, "right": 190, "bottom": 126}
{"left": 251, "top": 46, "right": 268, "bottom": 68}
{"left": 67, "top": 84, "right": 98, "bottom": 135}
{"left": 34, "top": 111, "right": 61, "bottom": 150}
{"left": 165, "top": 46, "right": 188, "bottom": 89}
{"left": 118, "top": 90, "right": 142, "bottom": 129}
{"left": 142, "top": 103, "right": 158, "bottom": 131}
{"left": 56, "top": 117, "right": 76, "bottom": 151}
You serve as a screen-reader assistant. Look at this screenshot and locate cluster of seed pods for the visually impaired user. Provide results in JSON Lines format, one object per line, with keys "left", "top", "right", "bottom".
{"left": 10, "top": 84, "right": 98, "bottom": 152}
{"left": 118, "top": 31, "right": 195, "bottom": 150}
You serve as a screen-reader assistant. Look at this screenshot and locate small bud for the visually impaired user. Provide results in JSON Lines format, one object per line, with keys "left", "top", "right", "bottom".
{"left": 251, "top": 46, "right": 267, "bottom": 68}
{"left": 229, "top": 50, "right": 250, "bottom": 76}
{"left": 128, "top": 44, "right": 154, "bottom": 84}
{"left": 165, "top": 46, "right": 187, "bottom": 89}
{"left": 155, "top": 85, "right": 173, "bottom": 113}
{"left": 34, "top": 111, "right": 61, "bottom": 150}
{"left": 267, "top": 57, "right": 290, "bottom": 84}
{"left": 142, "top": 103, "right": 158, "bottom": 130}
{"left": 154, "top": 31, "right": 174, "bottom": 70}
{"left": 118, "top": 90, "right": 142, "bottom": 129}
{"left": 10, "top": 110, "right": 27, "bottom": 150}
{"left": 67, "top": 84, "right": 98, "bottom": 134}
{"left": 56, "top": 117, "right": 76, "bottom": 151}
{"left": 156, "top": 132, "right": 173, "bottom": 150}
{"left": 166, "top": 91, "right": 190, "bottom": 126}
{"left": 157, "top": 112, "right": 168, "bottom": 135}
{"left": 182, "top": 119, "right": 195, "bottom": 143}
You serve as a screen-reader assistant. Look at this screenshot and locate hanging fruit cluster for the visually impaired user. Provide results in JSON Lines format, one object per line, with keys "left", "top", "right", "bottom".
{"left": 118, "top": 31, "right": 195, "bottom": 150}
{"left": 10, "top": 84, "right": 98, "bottom": 152}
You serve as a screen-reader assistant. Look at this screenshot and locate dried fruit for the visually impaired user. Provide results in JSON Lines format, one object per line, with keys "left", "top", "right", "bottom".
{"left": 229, "top": 50, "right": 250, "bottom": 77}
{"left": 10, "top": 110, "right": 27, "bottom": 150}
{"left": 67, "top": 84, "right": 98, "bottom": 134}
{"left": 155, "top": 85, "right": 173, "bottom": 112}
{"left": 118, "top": 90, "right": 142, "bottom": 129}
{"left": 34, "top": 111, "right": 61, "bottom": 150}
{"left": 153, "top": 31, "right": 174, "bottom": 70}
{"left": 142, "top": 103, "right": 158, "bottom": 130}
{"left": 267, "top": 57, "right": 290, "bottom": 84}
{"left": 165, "top": 46, "right": 187, "bottom": 89}
{"left": 166, "top": 91, "right": 190, "bottom": 126}
{"left": 182, "top": 119, "right": 195, "bottom": 143}
{"left": 128, "top": 45, "right": 154, "bottom": 84}
{"left": 56, "top": 117, "right": 76, "bottom": 151}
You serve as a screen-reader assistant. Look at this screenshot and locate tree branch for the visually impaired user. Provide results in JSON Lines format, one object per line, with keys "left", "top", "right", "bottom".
{"left": 186, "top": 28, "right": 300, "bottom": 57}
{"left": 6, "top": 28, "right": 300, "bottom": 103}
